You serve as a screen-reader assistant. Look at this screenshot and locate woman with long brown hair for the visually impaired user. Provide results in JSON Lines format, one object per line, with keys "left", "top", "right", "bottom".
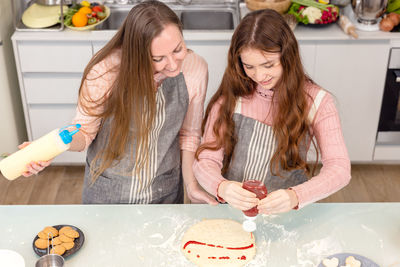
{"left": 193, "top": 9, "right": 351, "bottom": 214}
{"left": 23, "top": 0, "right": 216, "bottom": 205}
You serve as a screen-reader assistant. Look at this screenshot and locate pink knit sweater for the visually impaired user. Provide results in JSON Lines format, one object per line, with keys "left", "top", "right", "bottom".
{"left": 72, "top": 49, "right": 208, "bottom": 153}
{"left": 193, "top": 81, "right": 351, "bottom": 208}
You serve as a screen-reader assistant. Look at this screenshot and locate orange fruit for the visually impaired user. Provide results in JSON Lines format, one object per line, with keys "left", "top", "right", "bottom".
{"left": 72, "top": 12, "right": 88, "bottom": 27}
{"left": 78, "top": 6, "right": 92, "bottom": 15}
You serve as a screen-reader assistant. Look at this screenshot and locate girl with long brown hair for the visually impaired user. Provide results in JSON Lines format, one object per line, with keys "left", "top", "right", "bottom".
{"left": 193, "top": 9, "right": 351, "bottom": 214}
{"left": 23, "top": 0, "right": 216, "bottom": 205}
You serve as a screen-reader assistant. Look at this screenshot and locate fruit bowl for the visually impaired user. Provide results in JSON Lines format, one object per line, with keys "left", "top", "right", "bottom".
{"left": 65, "top": 5, "right": 110, "bottom": 31}
{"left": 288, "top": 2, "right": 339, "bottom": 27}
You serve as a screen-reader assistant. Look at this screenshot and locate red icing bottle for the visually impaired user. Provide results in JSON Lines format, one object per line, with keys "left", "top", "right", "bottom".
{"left": 242, "top": 180, "right": 267, "bottom": 232}
{"left": 242, "top": 180, "right": 267, "bottom": 216}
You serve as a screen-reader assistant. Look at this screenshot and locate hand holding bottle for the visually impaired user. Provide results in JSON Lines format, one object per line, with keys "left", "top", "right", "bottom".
{"left": 0, "top": 124, "right": 80, "bottom": 180}
{"left": 217, "top": 180, "right": 259, "bottom": 211}
{"left": 257, "top": 189, "right": 299, "bottom": 214}
{"left": 18, "top": 142, "right": 52, "bottom": 177}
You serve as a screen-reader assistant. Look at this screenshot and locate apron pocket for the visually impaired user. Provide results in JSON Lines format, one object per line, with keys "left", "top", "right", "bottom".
{"left": 82, "top": 174, "right": 124, "bottom": 204}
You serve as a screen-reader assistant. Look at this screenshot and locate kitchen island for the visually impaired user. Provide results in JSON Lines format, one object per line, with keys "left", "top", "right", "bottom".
{"left": 1, "top": 203, "right": 400, "bottom": 266}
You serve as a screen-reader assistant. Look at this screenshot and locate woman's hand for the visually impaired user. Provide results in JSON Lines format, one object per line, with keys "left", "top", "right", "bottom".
{"left": 257, "top": 189, "right": 299, "bottom": 215}
{"left": 18, "top": 142, "right": 52, "bottom": 177}
{"left": 218, "top": 181, "right": 259, "bottom": 211}
{"left": 185, "top": 181, "right": 218, "bottom": 205}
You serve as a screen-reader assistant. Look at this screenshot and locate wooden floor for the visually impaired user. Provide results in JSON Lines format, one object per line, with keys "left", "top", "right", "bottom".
{"left": 1, "top": 164, "right": 400, "bottom": 205}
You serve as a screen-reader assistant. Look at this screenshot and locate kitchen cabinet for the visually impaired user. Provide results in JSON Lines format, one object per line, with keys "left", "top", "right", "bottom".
{"left": 185, "top": 40, "right": 230, "bottom": 105}
{"left": 11, "top": 39, "right": 91, "bottom": 164}
{"left": 312, "top": 40, "right": 390, "bottom": 161}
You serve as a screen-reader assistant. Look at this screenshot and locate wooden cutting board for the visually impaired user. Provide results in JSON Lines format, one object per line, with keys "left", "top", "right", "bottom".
{"left": 22, "top": 3, "right": 67, "bottom": 28}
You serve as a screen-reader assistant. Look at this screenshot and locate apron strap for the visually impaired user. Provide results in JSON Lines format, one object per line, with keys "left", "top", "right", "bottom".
{"left": 234, "top": 97, "right": 242, "bottom": 114}
{"left": 308, "top": 90, "right": 326, "bottom": 123}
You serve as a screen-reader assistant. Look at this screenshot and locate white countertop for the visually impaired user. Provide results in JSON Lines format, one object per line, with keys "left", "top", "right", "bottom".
{"left": 1, "top": 203, "right": 400, "bottom": 266}
{"left": 11, "top": 4, "right": 400, "bottom": 44}
{"left": 11, "top": 23, "right": 400, "bottom": 43}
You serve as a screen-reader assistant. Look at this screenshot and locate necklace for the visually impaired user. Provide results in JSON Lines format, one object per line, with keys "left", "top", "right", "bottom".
{"left": 256, "top": 89, "right": 273, "bottom": 98}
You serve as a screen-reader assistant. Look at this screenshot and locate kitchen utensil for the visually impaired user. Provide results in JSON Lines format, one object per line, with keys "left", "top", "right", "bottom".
{"left": 33, "top": 225, "right": 85, "bottom": 258}
{"left": 35, "top": 254, "right": 65, "bottom": 267}
{"left": 35, "top": 0, "right": 74, "bottom": 5}
{"left": 35, "top": 232, "right": 65, "bottom": 267}
{"left": 351, "top": 0, "right": 388, "bottom": 25}
{"left": 21, "top": 3, "right": 67, "bottom": 28}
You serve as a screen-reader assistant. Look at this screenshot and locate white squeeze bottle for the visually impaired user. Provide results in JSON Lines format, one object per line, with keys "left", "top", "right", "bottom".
{"left": 0, "top": 124, "right": 81, "bottom": 180}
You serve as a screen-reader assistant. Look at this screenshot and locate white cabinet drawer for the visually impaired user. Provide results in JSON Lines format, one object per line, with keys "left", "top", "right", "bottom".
{"left": 17, "top": 41, "right": 92, "bottom": 72}
{"left": 29, "top": 105, "right": 85, "bottom": 164}
{"left": 29, "top": 104, "right": 78, "bottom": 140}
{"left": 24, "top": 73, "right": 82, "bottom": 104}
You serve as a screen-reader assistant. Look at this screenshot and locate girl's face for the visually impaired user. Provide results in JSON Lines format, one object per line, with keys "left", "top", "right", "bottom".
{"left": 240, "top": 47, "right": 283, "bottom": 90}
{"left": 151, "top": 24, "right": 187, "bottom": 77}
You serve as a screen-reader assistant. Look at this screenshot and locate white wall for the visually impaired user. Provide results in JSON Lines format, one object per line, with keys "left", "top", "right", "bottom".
{"left": 0, "top": 0, "right": 27, "bottom": 155}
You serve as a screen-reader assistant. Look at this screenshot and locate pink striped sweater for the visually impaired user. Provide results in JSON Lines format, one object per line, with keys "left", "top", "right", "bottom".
{"left": 72, "top": 49, "right": 208, "bottom": 153}
{"left": 193, "top": 81, "right": 351, "bottom": 208}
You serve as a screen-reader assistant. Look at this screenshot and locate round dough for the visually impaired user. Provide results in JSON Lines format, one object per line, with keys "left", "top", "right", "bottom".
{"left": 181, "top": 219, "right": 256, "bottom": 267}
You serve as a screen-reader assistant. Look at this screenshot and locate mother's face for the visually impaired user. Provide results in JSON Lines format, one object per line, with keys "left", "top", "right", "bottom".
{"left": 151, "top": 24, "right": 187, "bottom": 77}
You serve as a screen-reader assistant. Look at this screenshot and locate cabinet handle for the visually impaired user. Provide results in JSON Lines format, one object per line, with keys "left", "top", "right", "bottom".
{"left": 395, "top": 70, "right": 400, "bottom": 83}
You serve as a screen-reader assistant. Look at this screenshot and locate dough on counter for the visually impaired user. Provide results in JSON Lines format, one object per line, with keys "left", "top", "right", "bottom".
{"left": 181, "top": 219, "right": 256, "bottom": 267}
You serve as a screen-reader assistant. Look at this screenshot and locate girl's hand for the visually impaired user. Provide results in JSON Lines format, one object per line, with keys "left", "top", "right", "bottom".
{"left": 257, "top": 189, "right": 299, "bottom": 214}
{"left": 218, "top": 181, "right": 259, "bottom": 211}
{"left": 186, "top": 181, "right": 218, "bottom": 205}
{"left": 18, "top": 142, "right": 52, "bottom": 177}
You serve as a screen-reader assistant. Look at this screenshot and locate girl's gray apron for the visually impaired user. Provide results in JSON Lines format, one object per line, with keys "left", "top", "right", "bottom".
{"left": 224, "top": 90, "right": 326, "bottom": 192}
{"left": 82, "top": 73, "right": 189, "bottom": 204}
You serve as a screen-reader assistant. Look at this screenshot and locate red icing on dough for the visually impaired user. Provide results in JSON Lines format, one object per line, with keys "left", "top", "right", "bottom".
{"left": 183, "top": 240, "right": 253, "bottom": 251}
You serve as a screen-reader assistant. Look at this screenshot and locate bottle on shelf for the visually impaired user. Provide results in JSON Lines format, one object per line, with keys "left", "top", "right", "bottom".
{"left": 0, "top": 124, "right": 81, "bottom": 180}
{"left": 241, "top": 179, "right": 267, "bottom": 232}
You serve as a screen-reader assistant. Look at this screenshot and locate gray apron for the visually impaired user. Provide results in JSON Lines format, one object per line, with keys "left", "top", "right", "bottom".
{"left": 82, "top": 73, "right": 189, "bottom": 204}
{"left": 224, "top": 91, "right": 326, "bottom": 192}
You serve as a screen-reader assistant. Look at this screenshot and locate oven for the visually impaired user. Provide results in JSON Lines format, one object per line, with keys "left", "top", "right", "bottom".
{"left": 377, "top": 48, "right": 400, "bottom": 144}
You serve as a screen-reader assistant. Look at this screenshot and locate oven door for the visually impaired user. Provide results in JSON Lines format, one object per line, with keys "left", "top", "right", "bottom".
{"left": 377, "top": 68, "right": 400, "bottom": 144}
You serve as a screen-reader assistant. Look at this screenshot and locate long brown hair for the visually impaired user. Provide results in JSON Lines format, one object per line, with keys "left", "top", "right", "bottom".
{"left": 196, "top": 9, "right": 318, "bottom": 177}
{"left": 78, "top": 0, "right": 183, "bottom": 183}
